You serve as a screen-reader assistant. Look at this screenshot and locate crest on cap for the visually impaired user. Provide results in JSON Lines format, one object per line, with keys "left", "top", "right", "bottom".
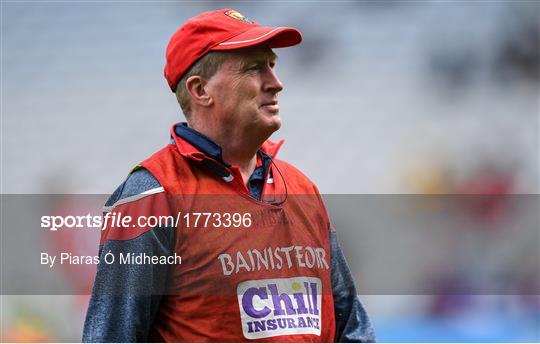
{"left": 224, "top": 10, "right": 253, "bottom": 24}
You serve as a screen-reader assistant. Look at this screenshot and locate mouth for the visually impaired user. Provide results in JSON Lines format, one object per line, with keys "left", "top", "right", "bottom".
{"left": 260, "top": 101, "right": 279, "bottom": 112}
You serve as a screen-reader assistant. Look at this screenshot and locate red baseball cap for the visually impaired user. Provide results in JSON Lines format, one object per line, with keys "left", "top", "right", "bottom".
{"left": 164, "top": 9, "right": 302, "bottom": 92}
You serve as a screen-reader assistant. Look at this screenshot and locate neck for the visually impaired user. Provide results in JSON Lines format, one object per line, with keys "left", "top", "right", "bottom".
{"left": 224, "top": 151, "right": 258, "bottom": 184}
{"left": 218, "top": 138, "right": 261, "bottom": 186}
{"left": 189, "top": 121, "right": 265, "bottom": 185}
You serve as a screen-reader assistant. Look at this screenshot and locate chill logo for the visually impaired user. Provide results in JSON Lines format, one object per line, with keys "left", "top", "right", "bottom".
{"left": 237, "top": 277, "right": 322, "bottom": 339}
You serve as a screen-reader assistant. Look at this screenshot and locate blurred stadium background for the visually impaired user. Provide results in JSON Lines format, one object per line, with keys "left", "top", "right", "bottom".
{"left": 2, "top": 1, "right": 539, "bottom": 342}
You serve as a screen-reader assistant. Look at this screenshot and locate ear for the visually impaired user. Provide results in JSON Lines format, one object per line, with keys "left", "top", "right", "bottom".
{"left": 185, "top": 76, "right": 214, "bottom": 107}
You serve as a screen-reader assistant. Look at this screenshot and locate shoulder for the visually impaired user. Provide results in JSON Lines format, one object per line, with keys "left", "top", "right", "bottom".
{"left": 104, "top": 167, "right": 162, "bottom": 209}
{"left": 100, "top": 167, "right": 172, "bottom": 243}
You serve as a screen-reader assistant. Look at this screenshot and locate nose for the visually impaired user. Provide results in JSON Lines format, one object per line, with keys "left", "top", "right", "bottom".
{"left": 263, "top": 66, "right": 284, "bottom": 94}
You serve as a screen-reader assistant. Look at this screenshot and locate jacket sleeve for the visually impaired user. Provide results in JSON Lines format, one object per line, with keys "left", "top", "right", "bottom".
{"left": 330, "top": 231, "right": 376, "bottom": 342}
{"left": 82, "top": 169, "right": 175, "bottom": 342}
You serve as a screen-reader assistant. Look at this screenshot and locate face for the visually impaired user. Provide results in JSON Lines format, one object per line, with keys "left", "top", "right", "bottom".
{"left": 205, "top": 46, "right": 284, "bottom": 140}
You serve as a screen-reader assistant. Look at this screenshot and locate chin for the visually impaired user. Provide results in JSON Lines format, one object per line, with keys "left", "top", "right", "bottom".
{"left": 267, "top": 116, "right": 282, "bottom": 132}
{"left": 255, "top": 118, "right": 281, "bottom": 139}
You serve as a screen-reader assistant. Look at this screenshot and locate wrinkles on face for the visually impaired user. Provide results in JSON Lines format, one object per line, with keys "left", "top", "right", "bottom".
{"left": 203, "top": 46, "right": 283, "bottom": 147}
{"left": 235, "top": 48, "right": 277, "bottom": 73}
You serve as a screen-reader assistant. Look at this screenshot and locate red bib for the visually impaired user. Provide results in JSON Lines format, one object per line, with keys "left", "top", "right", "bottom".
{"left": 139, "top": 126, "right": 336, "bottom": 342}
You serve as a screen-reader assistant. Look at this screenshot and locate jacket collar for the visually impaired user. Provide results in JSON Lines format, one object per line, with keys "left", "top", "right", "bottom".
{"left": 170, "top": 122, "right": 284, "bottom": 164}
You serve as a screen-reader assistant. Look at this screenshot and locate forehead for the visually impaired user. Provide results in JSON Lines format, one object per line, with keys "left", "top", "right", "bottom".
{"left": 227, "top": 46, "right": 277, "bottom": 64}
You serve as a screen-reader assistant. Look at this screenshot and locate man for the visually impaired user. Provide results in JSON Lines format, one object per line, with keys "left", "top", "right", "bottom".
{"left": 83, "top": 9, "right": 374, "bottom": 342}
